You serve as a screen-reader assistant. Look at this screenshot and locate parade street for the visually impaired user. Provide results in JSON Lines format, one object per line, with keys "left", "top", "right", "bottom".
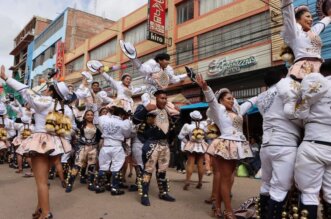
{"left": 0, "top": 165, "right": 260, "bottom": 219}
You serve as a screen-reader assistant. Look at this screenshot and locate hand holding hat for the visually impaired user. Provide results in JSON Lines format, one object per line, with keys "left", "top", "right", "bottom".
{"left": 119, "top": 40, "right": 137, "bottom": 59}
{"left": 185, "top": 66, "right": 197, "bottom": 82}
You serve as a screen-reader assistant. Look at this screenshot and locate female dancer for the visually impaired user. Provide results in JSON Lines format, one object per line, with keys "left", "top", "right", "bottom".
{"left": 96, "top": 65, "right": 145, "bottom": 113}
{"left": 195, "top": 73, "right": 257, "bottom": 218}
{"left": 1, "top": 65, "right": 75, "bottom": 219}
{"left": 66, "top": 110, "right": 102, "bottom": 192}
{"left": 278, "top": 0, "right": 331, "bottom": 118}
{"left": 13, "top": 116, "right": 34, "bottom": 176}
{"left": 178, "top": 110, "right": 208, "bottom": 190}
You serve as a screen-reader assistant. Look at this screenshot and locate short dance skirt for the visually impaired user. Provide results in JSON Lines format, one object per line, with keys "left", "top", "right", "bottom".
{"left": 18, "top": 133, "right": 71, "bottom": 156}
{"left": 207, "top": 138, "right": 253, "bottom": 160}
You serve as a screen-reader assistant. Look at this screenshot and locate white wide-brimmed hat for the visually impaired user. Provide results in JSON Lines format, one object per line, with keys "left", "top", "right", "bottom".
{"left": 87, "top": 60, "right": 104, "bottom": 73}
{"left": 53, "top": 82, "right": 77, "bottom": 103}
{"left": 81, "top": 71, "right": 93, "bottom": 84}
{"left": 97, "top": 91, "right": 113, "bottom": 104}
{"left": 190, "top": 110, "right": 202, "bottom": 121}
{"left": 316, "top": 0, "right": 331, "bottom": 19}
{"left": 119, "top": 40, "right": 137, "bottom": 59}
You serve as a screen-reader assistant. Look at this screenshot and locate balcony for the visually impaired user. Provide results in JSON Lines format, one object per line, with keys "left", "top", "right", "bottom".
{"left": 10, "top": 32, "right": 34, "bottom": 56}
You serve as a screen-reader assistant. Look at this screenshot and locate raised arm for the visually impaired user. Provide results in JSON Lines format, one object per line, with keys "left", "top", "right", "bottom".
{"left": 136, "top": 59, "right": 157, "bottom": 77}
{"left": 312, "top": 16, "right": 331, "bottom": 35}
{"left": 281, "top": 0, "right": 298, "bottom": 44}
{"left": 239, "top": 97, "right": 258, "bottom": 116}
{"left": 195, "top": 73, "right": 224, "bottom": 131}
{"left": 102, "top": 72, "right": 121, "bottom": 91}
{"left": 166, "top": 65, "right": 187, "bottom": 84}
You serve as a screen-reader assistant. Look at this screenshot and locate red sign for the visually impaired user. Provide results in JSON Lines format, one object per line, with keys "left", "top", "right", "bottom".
{"left": 56, "top": 41, "right": 65, "bottom": 79}
{"left": 147, "top": 0, "right": 166, "bottom": 44}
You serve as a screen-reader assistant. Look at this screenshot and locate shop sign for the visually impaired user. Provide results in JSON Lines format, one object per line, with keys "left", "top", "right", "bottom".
{"left": 56, "top": 41, "right": 65, "bottom": 78}
{"left": 147, "top": 0, "right": 166, "bottom": 45}
{"left": 208, "top": 56, "right": 257, "bottom": 77}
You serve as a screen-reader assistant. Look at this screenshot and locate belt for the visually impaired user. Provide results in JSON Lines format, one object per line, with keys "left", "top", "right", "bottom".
{"left": 294, "top": 57, "right": 323, "bottom": 63}
{"left": 305, "top": 140, "right": 331, "bottom": 147}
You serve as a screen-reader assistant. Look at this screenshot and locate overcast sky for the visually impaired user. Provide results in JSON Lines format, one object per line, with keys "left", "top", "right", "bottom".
{"left": 0, "top": 0, "right": 147, "bottom": 75}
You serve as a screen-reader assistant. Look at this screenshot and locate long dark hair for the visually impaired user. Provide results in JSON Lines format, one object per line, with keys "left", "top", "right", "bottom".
{"left": 81, "top": 110, "right": 94, "bottom": 129}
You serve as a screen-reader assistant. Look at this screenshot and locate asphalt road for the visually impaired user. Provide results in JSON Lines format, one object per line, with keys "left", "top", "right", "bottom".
{"left": 0, "top": 165, "right": 261, "bottom": 219}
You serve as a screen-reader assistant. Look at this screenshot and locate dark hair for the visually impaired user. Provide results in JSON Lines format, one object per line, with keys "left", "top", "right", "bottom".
{"left": 82, "top": 110, "right": 94, "bottom": 128}
{"left": 112, "top": 106, "right": 127, "bottom": 117}
{"left": 320, "top": 60, "right": 331, "bottom": 77}
{"left": 264, "top": 70, "right": 283, "bottom": 87}
{"left": 154, "top": 53, "right": 170, "bottom": 62}
{"left": 99, "top": 107, "right": 109, "bottom": 115}
{"left": 92, "top": 81, "right": 100, "bottom": 87}
{"left": 217, "top": 90, "right": 231, "bottom": 103}
{"left": 48, "top": 85, "right": 64, "bottom": 101}
{"left": 121, "top": 74, "right": 131, "bottom": 81}
{"left": 295, "top": 8, "right": 310, "bottom": 20}
{"left": 154, "top": 90, "right": 167, "bottom": 96}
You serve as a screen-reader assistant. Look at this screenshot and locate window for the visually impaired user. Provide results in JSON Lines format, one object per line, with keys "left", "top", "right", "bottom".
{"left": 35, "top": 15, "right": 64, "bottom": 49}
{"left": 124, "top": 22, "right": 147, "bottom": 45}
{"left": 32, "top": 53, "right": 45, "bottom": 70}
{"left": 198, "top": 12, "right": 270, "bottom": 60}
{"left": 65, "top": 56, "right": 84, "bottom": 73}
{"left": 177, "top": 0, "right": 194, "bottom": 24}
{"left": 199, "top": 0, "right": 234, "bottom": 15}
{"left": 44, "top": 44, "right": 56, "bottom": 60}
{"left": 90, "top": 38, "right": 117, "bottom": 60}
{"left": 122, "top": 48, "right": 167, "bottom": 79}
{"left": 176, "top": 38, "right": 194, "bottom": 65}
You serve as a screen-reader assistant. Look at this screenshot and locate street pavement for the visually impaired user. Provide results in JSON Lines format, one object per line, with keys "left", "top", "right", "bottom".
{"left": 0, "top": 165, "right": 260, "bottom": 219}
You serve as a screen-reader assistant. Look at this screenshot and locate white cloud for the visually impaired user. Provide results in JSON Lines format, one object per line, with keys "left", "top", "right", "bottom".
{"left": 0, "top": 0, "right": 147, "bottom": 77}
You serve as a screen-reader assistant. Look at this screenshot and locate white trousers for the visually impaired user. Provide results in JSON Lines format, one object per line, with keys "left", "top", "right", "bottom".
{"left": 132, "top": 141, "right": 143, "bottom": 169}
{"left": 61, "top": 151, "right": 73, "bottom": 163}
{"left": 295, "top": 141, "right": 331, "bottom": 205}
{"left": 260, "top": 146, "right": 297, "bottom": 202}
{"left": 98, "top": 146, "right": 125, "bottom": 172}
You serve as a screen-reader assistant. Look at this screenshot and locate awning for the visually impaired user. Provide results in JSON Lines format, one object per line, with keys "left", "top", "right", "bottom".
{"left": 180, "top": 102, "right": 208, "bottom": 110}
{"left": 180, "top": 101, "right": 259, "bottom": 115}
{"left": 167, "top": 93, "right": 190, "bottom": 106}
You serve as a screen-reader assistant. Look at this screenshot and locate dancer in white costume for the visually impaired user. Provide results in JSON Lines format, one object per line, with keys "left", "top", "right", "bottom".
{"left": 277, "top": 0, "right": 331, "bottom": 118}
{"left": 195, "top": 73, "right": 256, "bottom": 218}
{"left": 1, "top": 65, "right": 77, "bottom": 219}
{"left": 119, "top": 40, "right": 187, "bottom": 115}
{"left": 256, "top": 71, "right": 302, "bottom": 219}
{"left": 178, "top": 110, "right": 208, "bottom": 190}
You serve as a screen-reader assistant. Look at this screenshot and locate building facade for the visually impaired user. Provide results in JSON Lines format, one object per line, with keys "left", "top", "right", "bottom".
{"left": 27, "top": 8, "right": 114, "bottom": 87}
{"left": 63, "top": 0, "right": 330, "bottom": 102}
{"left": 10, "top": 16, "right": 51, "bottom": 84}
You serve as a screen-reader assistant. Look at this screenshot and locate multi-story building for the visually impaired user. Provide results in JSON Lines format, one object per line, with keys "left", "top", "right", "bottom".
{"left": 27, "top": 8, "right": 114, "bottom": 87}
{"left": 63, "top": 0, "right": 331, "bottom": 137}
{"left": 64, "top": 0, "right": 275, "bottom": 99}
{"left": 9, "top": 16, "right": 51, "bottom": 84}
